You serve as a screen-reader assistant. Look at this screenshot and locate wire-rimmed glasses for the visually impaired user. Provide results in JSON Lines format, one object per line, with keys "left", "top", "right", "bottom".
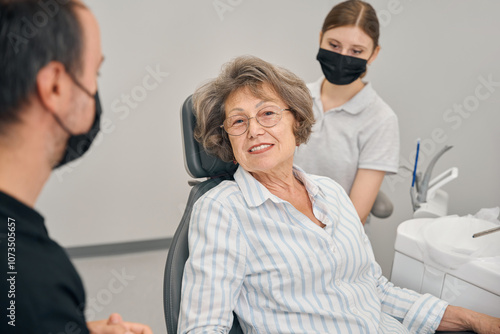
{"left": 220, "top": 106, "right": 291, "bottom": 136}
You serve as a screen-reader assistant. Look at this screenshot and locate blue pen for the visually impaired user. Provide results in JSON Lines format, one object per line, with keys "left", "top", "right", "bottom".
{"left": 411, "top": 139, "right": 420, "bottom": 187}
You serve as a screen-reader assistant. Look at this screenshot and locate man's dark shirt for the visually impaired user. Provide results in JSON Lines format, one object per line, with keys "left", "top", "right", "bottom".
{"left": 0, "top": 191, "right": 89, "bottom": 333}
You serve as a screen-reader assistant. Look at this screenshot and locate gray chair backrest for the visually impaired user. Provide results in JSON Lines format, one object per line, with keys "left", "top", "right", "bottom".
{"left": 163, "top": 95, "right": 242, "bottom": 334}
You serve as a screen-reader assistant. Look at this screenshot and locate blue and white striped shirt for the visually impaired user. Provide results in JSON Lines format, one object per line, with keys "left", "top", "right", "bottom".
{"left": 179, "top": 166, "right": 448, "bottom": 334}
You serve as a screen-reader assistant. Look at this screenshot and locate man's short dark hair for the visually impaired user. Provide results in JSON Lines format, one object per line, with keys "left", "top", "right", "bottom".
{"left": 0, "top": 0, "right": 85, "bottom": 133}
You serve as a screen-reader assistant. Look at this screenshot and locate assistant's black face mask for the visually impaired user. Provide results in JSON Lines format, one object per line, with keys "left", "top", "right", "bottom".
{"left": 316, "top": 48, "right": 368, "bottom": 85}
{"left": 53, "top": 75, "right": 102, "bottom": 169}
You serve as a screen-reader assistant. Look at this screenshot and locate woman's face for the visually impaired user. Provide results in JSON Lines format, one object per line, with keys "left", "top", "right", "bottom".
{"left": 224, "top": 84, "right": 298, "bottom": 176}
{"left": 320, "top": 25, "right": 379, "bottom": 64}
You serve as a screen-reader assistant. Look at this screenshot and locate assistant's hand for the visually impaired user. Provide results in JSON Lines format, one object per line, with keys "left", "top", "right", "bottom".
{"left": 87, "top": 313, "right": 153, "bottom": 334}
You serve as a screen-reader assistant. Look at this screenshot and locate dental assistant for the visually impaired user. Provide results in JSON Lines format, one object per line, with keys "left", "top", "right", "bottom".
{"left": 294, "top": 0, "right": 399, "bottom": 224}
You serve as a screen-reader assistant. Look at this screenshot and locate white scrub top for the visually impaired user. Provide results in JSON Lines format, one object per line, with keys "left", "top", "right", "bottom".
{"left": 294, "top": 77, "right": 400, "bottom": 194}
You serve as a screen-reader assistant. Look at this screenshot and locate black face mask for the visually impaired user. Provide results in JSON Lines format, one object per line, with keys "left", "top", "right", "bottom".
{"left": 316, "top": 48, "right": 367, "bottom": 85}
{"left": 53, "top": 75, "right": 102, "bottom": 168}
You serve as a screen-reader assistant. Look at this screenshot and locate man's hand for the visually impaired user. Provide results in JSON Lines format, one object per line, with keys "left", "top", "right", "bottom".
{"left": 87, "top": 313, "right": 153, "bottom": 334}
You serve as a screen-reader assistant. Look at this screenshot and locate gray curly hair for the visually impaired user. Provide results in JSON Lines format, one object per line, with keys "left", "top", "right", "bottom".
{"left": 193, "top": 55, "right": 315, "bottom": 162}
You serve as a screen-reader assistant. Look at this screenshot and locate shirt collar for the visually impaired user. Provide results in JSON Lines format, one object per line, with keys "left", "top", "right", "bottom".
{"left": 0, "top": 190, "right": 47, "bottom": 239}
{"left": 310, "top": 76, "right": 376, "bottom": 115}
{"left": 233, "top": 165, "right": 323, "bottom": 208}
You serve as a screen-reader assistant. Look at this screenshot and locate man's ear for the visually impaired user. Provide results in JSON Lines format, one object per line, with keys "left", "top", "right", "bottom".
{"left": 35, "top": 61, "right": 68, "bottom": 114}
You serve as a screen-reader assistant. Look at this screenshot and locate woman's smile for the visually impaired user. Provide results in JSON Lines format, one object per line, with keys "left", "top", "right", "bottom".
{"left": 225, "top": 85, "right": 297, "bottom": 176}
{"left": 248, "top": 143, "right": 274, "bottom": 154}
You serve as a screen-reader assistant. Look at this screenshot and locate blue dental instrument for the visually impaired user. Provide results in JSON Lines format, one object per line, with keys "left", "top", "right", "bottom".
{"left": 411, "top": 139, "right": 420, "bottom": 187}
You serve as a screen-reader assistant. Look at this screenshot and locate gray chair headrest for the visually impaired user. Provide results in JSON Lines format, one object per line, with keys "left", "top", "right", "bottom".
{"left": 181, "top": 95, "right": 237, "bottom": 179}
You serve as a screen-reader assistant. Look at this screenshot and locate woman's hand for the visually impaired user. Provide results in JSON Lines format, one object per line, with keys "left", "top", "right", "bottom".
{"left": 468, "top": 309, "right": 500, "bottom": 334}
{"left": 437, "top": 305, "right": 500, "bottom": 334}
{"left": 87, "top": 313, "right": 153, "bottom": 334}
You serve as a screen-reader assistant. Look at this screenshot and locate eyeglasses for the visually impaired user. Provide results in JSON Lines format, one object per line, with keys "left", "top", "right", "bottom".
{"left": 220, "top": 106, "right": 291, "bottom": 136}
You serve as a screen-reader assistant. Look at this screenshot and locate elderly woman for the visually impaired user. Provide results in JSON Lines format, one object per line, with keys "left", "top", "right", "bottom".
{"left": 178, "top": 56, "right": 500, "bottom": 334}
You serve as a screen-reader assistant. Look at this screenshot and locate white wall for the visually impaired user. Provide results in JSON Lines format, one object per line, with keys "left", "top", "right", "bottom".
{"left": 36, "top": 0, "right": 500, "bottom": 274}
{"left": 37, "top": 0, "right": 333, "bottom": 247}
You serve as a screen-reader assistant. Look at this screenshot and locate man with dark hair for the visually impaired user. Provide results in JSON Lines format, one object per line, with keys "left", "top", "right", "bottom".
{"left": 0, "top": 1, "right": 152, "bottom": 333}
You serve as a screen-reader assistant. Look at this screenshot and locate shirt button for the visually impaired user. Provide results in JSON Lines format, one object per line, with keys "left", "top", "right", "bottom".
{"left": 331, "top": 245, "right": 336, "bottom": 252}
{"left": 335, "top": 279, "right": 341, "bottom": 286}
{"left": 352, "top": 308, "right": 359, "bottom": 315}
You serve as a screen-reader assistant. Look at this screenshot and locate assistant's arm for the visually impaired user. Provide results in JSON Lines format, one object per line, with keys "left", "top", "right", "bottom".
{"left": 349, "top": 169, "right": 385, "bottom": 224}
{"left": 355, "top": 112, "right": 399, "bottom": 224}
{"left": 177, "top": 196, "right": 247, "bottom": 334}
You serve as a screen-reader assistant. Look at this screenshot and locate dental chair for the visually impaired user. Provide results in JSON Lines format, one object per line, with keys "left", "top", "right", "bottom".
{"left": 163, "top": 95, "right": 243, "bottom": 334}
{"left": 163, "top": 95, "right": 467, "bottom": 334}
